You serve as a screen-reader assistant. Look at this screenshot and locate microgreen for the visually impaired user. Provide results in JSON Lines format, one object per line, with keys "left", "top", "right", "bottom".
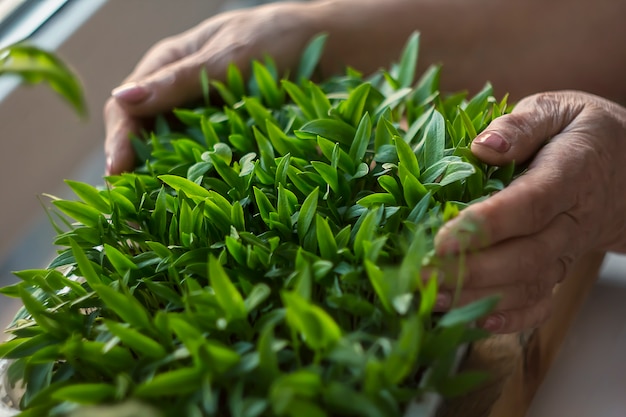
{"left": 1, "top": 32, "right": 516, "bottom": 416}
{"left": 0, "top": 42, "right": 86, "bottom": 117}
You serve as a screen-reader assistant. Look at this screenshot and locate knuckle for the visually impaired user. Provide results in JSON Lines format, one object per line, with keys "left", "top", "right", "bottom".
{"left": 103, "top": 97, "right": 120, "bottom": 120}
{"left": 494, "top": 112, "right": 537, "bottom": 142}
{"left": 147, "top": 37, "right": 179, "bottom": 57}
{"left": 556, "top": 253, "right": 575, "bottom": 283}
{"left": 516, "top": 245, "right": 543, "bottom": 279}
{"left": 520, "top": 281, "right": 546, "bottom": 308}
{"left": 530, "top": 300, "right": 553, "bottom": 329}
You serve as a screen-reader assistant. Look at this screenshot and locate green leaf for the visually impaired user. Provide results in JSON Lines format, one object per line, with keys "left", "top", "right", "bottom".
{"left": 297, "top": 187, "right": 319, "bottom": 240}
{"left": 212, "top": 80, "right": 238, "bottom": 106}
{"left": 348, "top": 113, "right": 371, "bottom": 164}
{"left": 64, "top": 180, "right": 110, "bottom": 213}
{"left": 323, "top": 381, "right": 387, "bottom": 417}
{"left": 374, "top": 87, "right": 412, "bottom": 117}
{"left": 402, "top": 173, "right": 429, "bottom": 207}
{"left": 244, "top": 96, "right": 275, "bottom": 132}
{"left": 341, "top": 83, "right": 371, "bottom": 127}
{"left": 438, "top": 296, "right": 500, "bottom": 328}
{"left": 70, "top": 239, "right": 101, "bottom": 288}
{"left": 104, "top": 244, "right": 138, "bottom": 274}
{"left": 200, "top": 67, "right": 210, "bottom": 105}
{"left": 419, "top": 274, "right": 438, "bottom": 318}
{"left": 53, "top": 200, "right": 102, "bottom": 227}
{"left": 252, "top": 60, "right": 283, "bottom": 108}
{"left": 423, "top": 110, "right": 446, "bottom": 169}
{"left": 364, "top": 261, "right": 393, "bottom": 314}
{"left": 0, "top": 334, "right": 57, "bottom": 359}
{"left": 458, "top": 107, "right": 478, "bottom": 140}
{"left": 227, "top": 62, "right": 245, "bottom": 99}
{"left": 309, "top": 81, "right": 332, "bottom": 118}
{"left": 315, "top": 214, "right": 338, "bottom": 261}
{"left": 296, "top": 119, "right": 356, "bottom": 147}
{"left": 316, "top": 136, "right": 355, "bottom": 174}
{"left": 0, "top": 43, "right": 86, "bottom": 117}
{"left": 356, "top": 193, "right": 396, "bottom": 207}
{"left": 226, "top": 235, "right": 247, "bottom": 266}
{"left": 275, "top": 154, "right": 291, "bottom": 186}
{"left": 257, "top": 330, "right": 280, "bottom": 389}
{"left": 384, "top": 313, "right": 423, "bottom": 384}
{"left": 377, "top": 175, "right": 402, "bottom": 202}
{"left": 439, "top": 161, "right": 476, "bottom": 187}
{"left": 463, "top": 82, "right": 493, "bottom": 119}
{"left": 93, "top": 284, "right": 152, "bottom": 330}
{"left": 17, "top": 287, "right": 65, "bottom": 336}
{"left": 397, "top": 32, "right": 420, "bottom": 88}
{"left": 159, "top": 174, "right": 210, "bottom": 200}
{"left": 244, "top": 283, "right": 272, "bottom": 313}
{"left": 277, "top": 183, "right": 294, "bottom": 228}
{"left": 282, "top": 80, "right": 316, "bottom": 120}
{"left": 265, "top": 121, "right": 292, "bottom": 156}
{"left": 209, "top": 255, "right": 247, "bottom": 321}
{"left": 353, "top": 208, "right": 380, "bottom": 260}
{"left": 105, "top": 321, "right": 167, "bottom": 358}
{"left": 270, "top": 370, "right": 323, "bottom": 413}
{"left": 311, "top": 161, "right": 339, "bottom": 193}
{"left": 395, "top": 135, "right": 419, "bottom": 178}
{"left": 282, "top": 292, "right": 342, "bottom": 351}
{"left": 411, "top": 64, "right": 441, "bottom": 106}
{"left": 253, "top": 186, "right": 276, "bottom": 225}
{"left": 296, "top": 33, "right": 328, "bottom": 83}
{"left": 134, "top": 367, "right": 203, "bottom": 397}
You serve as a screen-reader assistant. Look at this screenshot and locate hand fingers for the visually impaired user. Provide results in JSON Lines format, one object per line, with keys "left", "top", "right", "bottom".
{"left": 111, "top": 49, "right": 215, "bottom": 116}
{"left": 103, "top": 21, "right": 231, "bottom": 175}
{"left": 435, "top": 92, "right": 587, "bottom": 255}
{"left": 478, "top": 295, "right": 553, "bottom": 334}
{"left": 111, "top": 14, "right": 261, "bottom": 118}
{"left": 104, "top": 44, "right": 227, "bottom": 175}
{"left": 434, "top": 260, "right": 561, "bottom": 313}
{"left": 471, "top": 91, "right": 584, "bottom": 166}
{"left": 432, "top": 204, "right": 578, "bottom": 334}
{"left": 434, "top": 208, "right": 578, "bottom": 290}
{"left": 104, "top": 98, "right": 143, "bottom": 175}
{"left": 435, "top": 131, "right": 586, "bottom": 255}
{"left": 127, "top": 20, "right": 226, "bottom": 80}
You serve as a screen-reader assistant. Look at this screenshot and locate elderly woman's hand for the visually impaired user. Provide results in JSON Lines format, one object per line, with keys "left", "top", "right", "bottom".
{"left": 434, "top": 90, "right": 626, "bottom": 333}
{"left": 104, "top": 2, "right": 317, "bottom": 175}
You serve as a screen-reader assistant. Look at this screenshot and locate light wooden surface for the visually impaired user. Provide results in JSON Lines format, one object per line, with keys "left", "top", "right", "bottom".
{"left": 438, "top": 251, "right": 606, "bottom": 417}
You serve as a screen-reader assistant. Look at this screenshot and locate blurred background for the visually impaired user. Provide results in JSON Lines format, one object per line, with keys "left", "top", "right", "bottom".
{"left": 0, "top": 1, "right": 624, "bottom": 416}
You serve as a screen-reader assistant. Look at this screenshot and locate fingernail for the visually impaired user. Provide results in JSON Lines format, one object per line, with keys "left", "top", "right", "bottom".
{"left": 112, "top": 82, "right": 150, "bottom": 104}
{"left": 474, "top": 132, "right": 510, "bottom": 153}
{"left": 483, "top": 314, "right": 505, "bottom": 332}
{"left": 435, "top": 292, "right": 451, "bottom": 310}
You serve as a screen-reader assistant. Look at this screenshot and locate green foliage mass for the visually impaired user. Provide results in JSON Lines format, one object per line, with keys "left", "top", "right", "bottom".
{"left": 0, "top": 33, "right": 513, "bottom": 417}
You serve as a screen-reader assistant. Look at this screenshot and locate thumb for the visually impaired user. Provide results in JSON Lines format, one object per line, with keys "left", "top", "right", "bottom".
{"left": 111, "top": 54, "right": 215, "bottom": 117}
{"left": 471, "top": 92, "right": 583, "bottom": 166}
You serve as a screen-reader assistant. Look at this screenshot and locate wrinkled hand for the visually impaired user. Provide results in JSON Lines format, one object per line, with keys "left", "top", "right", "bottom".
{"left": 104, "top": 3, "right": 315, "bottom": 175}
{"left": 434, "top": 91, "right": 626, "bottom": 333}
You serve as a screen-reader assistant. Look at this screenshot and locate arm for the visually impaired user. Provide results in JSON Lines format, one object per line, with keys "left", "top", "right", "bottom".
{"left": 309, "top": 0, "right": 626, "bottom": 102}
{"left": 105, "top": 0, "right": 626, "bottom": 172}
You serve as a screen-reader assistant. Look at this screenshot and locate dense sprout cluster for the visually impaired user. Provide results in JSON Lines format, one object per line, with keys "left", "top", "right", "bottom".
{"left": 0, "top": 34, "right": 512, "bottom": 417}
